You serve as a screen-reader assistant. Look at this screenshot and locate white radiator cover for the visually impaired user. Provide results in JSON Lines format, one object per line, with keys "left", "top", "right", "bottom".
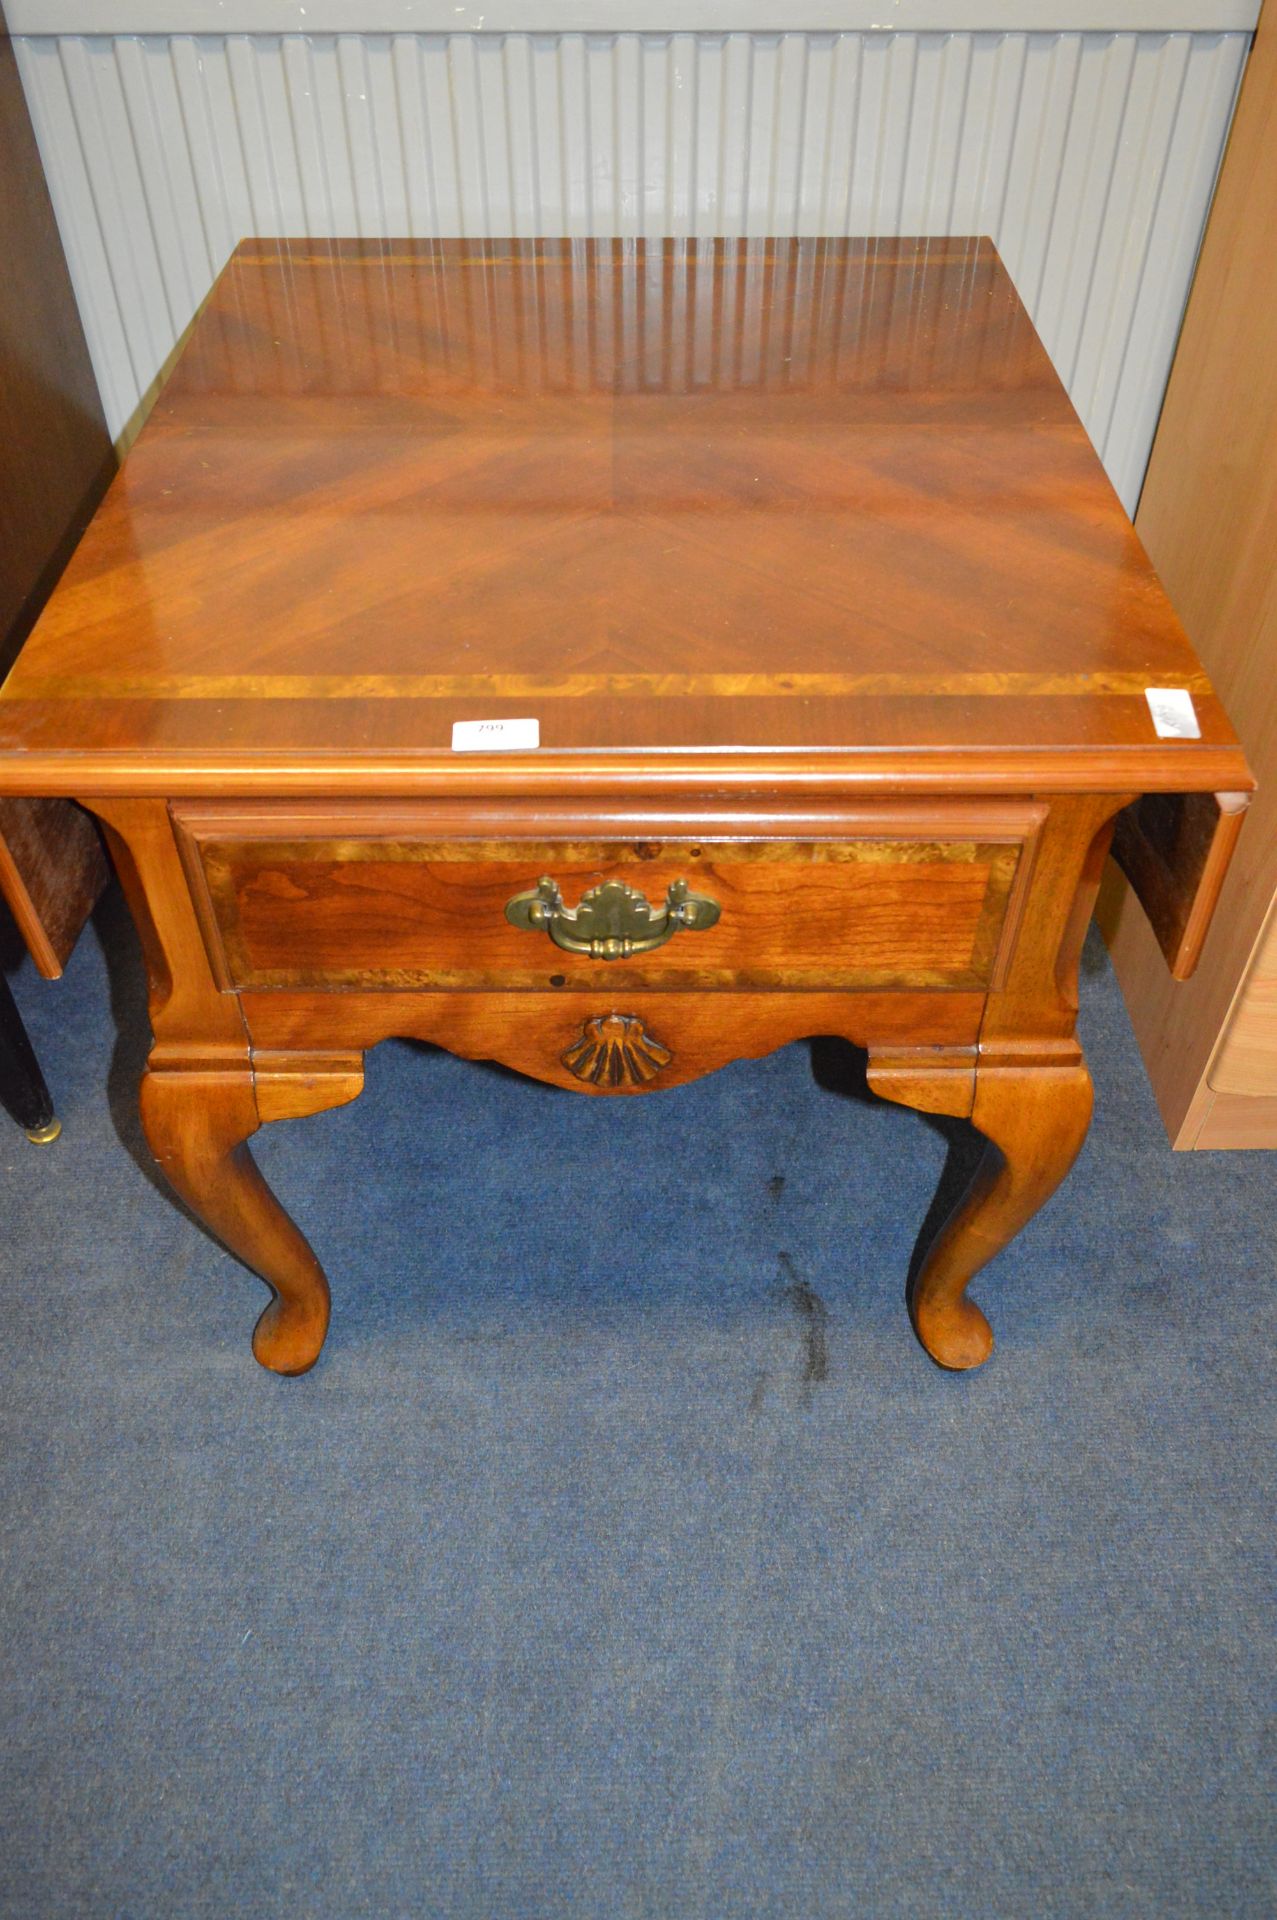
{"left": 14, "top": 24, "right": 1249, "bottom": 511}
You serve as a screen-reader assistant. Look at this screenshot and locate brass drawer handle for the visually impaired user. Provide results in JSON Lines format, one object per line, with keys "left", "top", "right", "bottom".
{"left": 505, "top": 875, "right": 721, "bottom": 961}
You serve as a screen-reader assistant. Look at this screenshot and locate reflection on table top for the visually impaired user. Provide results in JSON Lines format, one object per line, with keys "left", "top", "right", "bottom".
{"left": 0, "top": 237, "right": 1248, "bottom": 794}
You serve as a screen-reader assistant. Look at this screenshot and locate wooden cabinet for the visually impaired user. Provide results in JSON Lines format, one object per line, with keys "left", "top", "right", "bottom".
{"left": 0, "top": 4, "right": 111, "bottom": 1139}
{"left": 0, "top": 4, "right": 112, "bottom": 973}
{"left": 1101, "top": 0, "right": 1277, "bottom": 1148}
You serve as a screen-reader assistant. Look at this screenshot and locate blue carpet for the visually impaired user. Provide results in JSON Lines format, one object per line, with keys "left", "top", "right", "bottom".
{"left": 1, "top": 889, "right": 1273, "bottom": 1919}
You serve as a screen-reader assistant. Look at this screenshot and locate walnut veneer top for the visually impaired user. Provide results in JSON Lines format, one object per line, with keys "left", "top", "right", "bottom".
{"left": 0, "top": 236, "right": 1250, "bottom": 798}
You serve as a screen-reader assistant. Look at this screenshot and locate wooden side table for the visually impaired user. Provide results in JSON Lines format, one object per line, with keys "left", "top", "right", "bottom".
{"left": 0, "top": 238, "right": 1252, "bottom": 1373}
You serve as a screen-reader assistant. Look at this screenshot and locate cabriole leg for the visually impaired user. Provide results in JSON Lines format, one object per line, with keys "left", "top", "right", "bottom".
{"left": 869, "top": 1050, "right": 1093, "bottom": 1370}
{"left": 93, "top": 800, "right": 361, "bottom": 1376}
{"left": 141, "top": 1068, "right": 331, "bottom": 1375}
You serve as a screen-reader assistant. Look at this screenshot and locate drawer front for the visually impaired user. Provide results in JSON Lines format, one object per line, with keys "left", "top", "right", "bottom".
{"left": 175, "top": 807, "right": 1041, "bottom": 994}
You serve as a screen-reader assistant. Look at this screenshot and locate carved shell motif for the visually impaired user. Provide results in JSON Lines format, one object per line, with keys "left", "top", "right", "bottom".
{"left": 561, "top": 1014, "right": 673, "bottom": 1088}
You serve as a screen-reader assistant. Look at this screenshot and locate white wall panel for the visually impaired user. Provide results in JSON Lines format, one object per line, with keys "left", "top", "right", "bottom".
{"left": 5, "top": 5, "right": 1263, "bottom": 32}
{"left": 15, "top": 27, "right": 1248, "bottom": 510}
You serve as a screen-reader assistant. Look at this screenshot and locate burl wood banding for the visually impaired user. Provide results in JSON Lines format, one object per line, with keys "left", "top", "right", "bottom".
{"left": 0, "top": 238, "right": 1253, "bottom": 1375}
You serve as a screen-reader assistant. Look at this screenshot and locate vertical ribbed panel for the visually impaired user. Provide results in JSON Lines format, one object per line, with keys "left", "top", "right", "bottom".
{"left": 15, "top": 29, "right": 1247, "bottom": 509}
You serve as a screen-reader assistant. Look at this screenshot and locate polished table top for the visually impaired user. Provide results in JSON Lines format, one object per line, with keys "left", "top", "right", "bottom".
{"left": 0, "top": 235, "right": 1253, "bottom": 1380}
{"left": 0, "top": 236, "right": 1249, "bottom": 800}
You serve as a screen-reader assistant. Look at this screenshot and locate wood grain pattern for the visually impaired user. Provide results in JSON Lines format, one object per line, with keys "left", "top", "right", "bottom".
{"left": 1209, "top": 896, "right": 1277, "bottom": 1098}
{"left": 0, "top": 237, "right": 1250, "bottom": 802}
{"left": 241, "top": 988, "right": 986, "bottom": 1093}
{"left": 184, "top": 832, "right": 1023, "bottom": 994}
{"left": 1192, "top": 1089, "right": 1277, "bottom": 1148}
{"left": 0, "top": 239, "right": 1251, "bottom": 1367}
{"left": 1105, "top": 0, "right": 1277, "bottom": 1145}
{"left": 251, "top": 1049, "right": 365, "bottom": 1123}
{"left": 0, "top": 796, "right": 107, "bottom": 979}
{"left": 1110, "top": 789, "right": 1250, "bottom": 982}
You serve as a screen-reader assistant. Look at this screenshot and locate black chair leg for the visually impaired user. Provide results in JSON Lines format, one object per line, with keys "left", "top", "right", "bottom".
{"left": 0, "top": 970, "right": 59, "bottom": 1143}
